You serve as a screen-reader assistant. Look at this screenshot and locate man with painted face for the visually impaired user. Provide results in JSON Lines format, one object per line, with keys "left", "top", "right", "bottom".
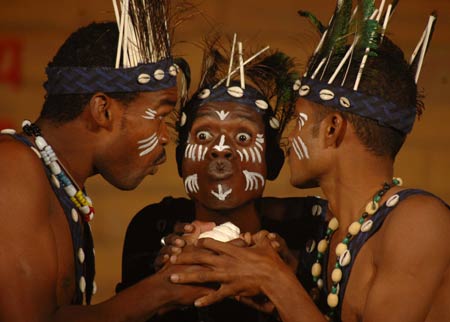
{"left": 0, "top": 1, "right": 214, "bottom": 321}
{"left": 166, "top": 2, "right": 450, "bottom": 322}
{"left": 117, "top": 35, "right": 328, "bottom": 322}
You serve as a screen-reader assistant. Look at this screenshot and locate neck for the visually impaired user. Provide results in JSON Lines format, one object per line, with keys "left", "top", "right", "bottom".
{"left": 33, "top": 118, "right": 95, "bottom": 188}
{"left": 320, "top": 152, "right": 394, "bottom": 228}
{"left": 195, "top": 200, "right": 261, "bottom": 234}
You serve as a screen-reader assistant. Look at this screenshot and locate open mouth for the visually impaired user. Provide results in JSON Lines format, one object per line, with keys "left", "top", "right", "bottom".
{"left": 207, "top": 159, "right": 234, "bottom": 180}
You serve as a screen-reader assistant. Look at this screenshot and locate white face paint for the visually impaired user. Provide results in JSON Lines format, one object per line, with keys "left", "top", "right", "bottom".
{"left": 211, "top": 184, "right": 232, "bottom": 201}
{"left": 292, "top": 113, "right": 310, "bottom": 160}
{"left": 215, "top": 110, "right": 230, "bottom": 120}
{"left": 142, "top": 108, "right": 157, "bottom": 120}
{"left": 236, "top": 133, "right": 264, "bottom": 164}
{"left": 184, "top": 134, "right": 209, "bottom": 162}
{"left": 138, "top": 133, "right": 159, "bottom": 157}
{"left": 243, "top": 170, "right": 265, "bottom": 191}
{"left": 213, "top": 134, "right": 231, "bottom": 152}
{"left": 184, "top": 173, "right": 199, "bottom": 194}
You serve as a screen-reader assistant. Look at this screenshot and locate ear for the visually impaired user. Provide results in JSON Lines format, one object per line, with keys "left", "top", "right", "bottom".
{"left": 323, "top": 112, "right": 347, "bottom": 148}
{"left": 88, "top": 93, "right": 115, "bottom": 130}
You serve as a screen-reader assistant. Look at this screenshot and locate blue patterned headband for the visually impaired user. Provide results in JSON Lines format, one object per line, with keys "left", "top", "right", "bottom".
{"left": 44, "top": 58, "right": 177, "bottom": 95}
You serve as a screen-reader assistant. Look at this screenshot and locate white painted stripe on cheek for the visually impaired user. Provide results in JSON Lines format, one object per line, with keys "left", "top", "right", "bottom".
{"left": 298, "top": 137, "right": 310, "bottom": 159}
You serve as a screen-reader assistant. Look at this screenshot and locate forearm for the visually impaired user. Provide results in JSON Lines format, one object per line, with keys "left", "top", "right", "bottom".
{"left": 262, "top": 268, "right": 327, "bottom": 322}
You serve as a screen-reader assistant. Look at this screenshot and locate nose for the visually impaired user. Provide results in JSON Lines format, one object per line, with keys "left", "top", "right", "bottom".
{"left": 210, "top": 134, "right": 233, "bottom": 160}
{"left": 158, "top": 121, "right": 169, "bottom": 146}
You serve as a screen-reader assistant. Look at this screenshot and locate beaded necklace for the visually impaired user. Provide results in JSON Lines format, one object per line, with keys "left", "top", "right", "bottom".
{"left": 22, "top": 120, "right": 95, "bottom": 222}
{"left": 311, "top": 178, "right": 403, "bottom": 319}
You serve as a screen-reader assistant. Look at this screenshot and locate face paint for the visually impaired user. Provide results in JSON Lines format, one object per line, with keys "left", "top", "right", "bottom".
{"left": 236, "top": 133, "right": 264, "bottom": 163}
{"left": 215, "top": 110, "right": 230, "bottom": 120}
{"left": 184, "top": 173, "right": 199, "bottom": 194}
{"left": 211, "top": 184, "right": 232, "bottom": 201}
{"left": 138, "top": 133, "right": 159, "bottom": 157}
{"left": 243, "top": 170, "right": 265, "bottom": 191}
{"left": 213, "top": 134, "right": 231, "bottom": 152}
{"left": 185, "top": 143, "right": 208, "bottom": 162}
{"left": 298, "top": 112, "right": 308, "bottom": 129}
{"left": 292, "top": 112, "right": 310, "bottom": 160}
{"left": 142, "top": 108, "right": 157, "bottom": 120}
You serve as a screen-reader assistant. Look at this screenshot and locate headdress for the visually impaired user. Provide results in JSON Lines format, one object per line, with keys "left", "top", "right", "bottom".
{"left": 175, "top": 33, "right": 299, "bottom": 180}
{"left": 44, "top": 0, "right": 180, "bottom": 95}
{"left": 296, "top": 0, "right": 437, "bottom": 134}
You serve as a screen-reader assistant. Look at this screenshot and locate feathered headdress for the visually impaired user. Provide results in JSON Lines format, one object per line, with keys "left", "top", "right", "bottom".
{"left": 175, "top": 33, "right": 299, "bottom": 180}
{"left": 45, "top": 0, "right": 182, "bottom": 94}
{"left": 296, "top": 0, "right": 437, "bottom": 134}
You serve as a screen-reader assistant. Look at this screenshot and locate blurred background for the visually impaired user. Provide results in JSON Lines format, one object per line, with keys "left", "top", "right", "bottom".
{"left": 1, "top": 0, "right": 449, "bottom": 304}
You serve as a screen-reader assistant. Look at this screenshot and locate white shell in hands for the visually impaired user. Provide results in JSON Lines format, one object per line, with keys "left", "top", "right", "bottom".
{"left": 198, "top": 222, "right": 240, "bottom": 242}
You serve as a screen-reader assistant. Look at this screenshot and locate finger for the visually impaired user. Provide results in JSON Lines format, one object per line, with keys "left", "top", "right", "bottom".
{"left": 194, "top": 287, "right": 234, "bottom": 307}
{"left": 170, "top": 247, "right": 222, "bottom": 266}
{"left": 242, "top": 232, "right": 252, "bottom": 246}
{"left": 173, "top": 222, "right": 192, "bottom": 234}
{"left": 251, "top": 230, "right": 271, "bottom": 244}
{"left": 191, "top": 220, "right": 216, "bottom": 233}
{"left": 196, "top": 237, "right": 241, "bottom": 256}
{"left": 170, "top": 270, "right": 228, "bottom": 285}
{"left": 153, "top": 254, "right": 170, "bottom": 271}
{"left": 164, "top": 233, "right": 186, "bottom": 248}
{"left": 228, "top": 238, "right": 247, "bottom": 248}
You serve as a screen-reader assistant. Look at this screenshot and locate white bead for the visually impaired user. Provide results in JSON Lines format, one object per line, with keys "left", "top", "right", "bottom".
{"left": 312, "top": 204, "right": 323, "bottom": 216}
{"left": 386, "top": 194, "right": 400, "bottom": 207}
{"left": 137, "top": 73, "right": 151, "bottom": 84}
{"left": 180, "top": 112, "right": 187, "bottom": 127}
{"left": 269, "top": 117, "right": 280, "bottom": 129}
{"left": 78, "top": 248, "right": 85, "bottom": 264}
{"left": 51, "top": 175, "right": 60, "bottom": 189}
{"left": 198, "top": 88, "right": 211, "bottom": 99}
{"left": 92, "top": 281, "right": 98, "bottom": 295}
{"left": 361, "top": 219, "right": 373, "bottom": 232}
{"left": 227, "top": 86, "right": 244, "bottom": 98}
{"left": 311, "top": 262, "right": 322, "bottom": 277}
{"left": 319, "top": 89, "right": 335, "bottom": 101}
{"left": 255, "top": 99, "right": 269, "bottom": 110}
{"left": 85, "top": 196, "right": 93, "bottom": 206}
{"left": 79, "top": 276, "right": 86, "bottom": 293}
{"left": 49, "top": 161, "right": 61, "bottom": 175}
{"left": 169, "top": 65, "right": 178, "bottom": 76}
{"left": 34, "top": 136, "right": 48, "bottom": 150}
{"left": 30, "top": 147, "right": 41, "bottom": 158}
{"left": 348, "top": 222, "right": 361, "bottom": 236}
{"left": 89, "top": 212, "right": 95, "bottom": 221}
{"left": 293, "top": 79, "right": 301, "bottom": 91}
{"left": 339, "top": 96, "right": 351, "bottom": 108}
{"left": 331, "top": 268, "right": 342, "bottom": 283}
{"left": 335, "top": 242, "right": 348, "bottom": 257}
{"left": 339, "top": 249, "right": 351, "bottom": 267}
{"left": 328, "top": 217, "right": 339, "bottom": 230}
{"left": 1, "top": 129, "right": 16, "bottom": 135}
{"left": 80, "top": 205, "right": 90, "bottom": 215}
{"left": 327, "top": 293, "right": 339, "bottom": 308}
{"left": 71, "top": 208, "right": 79, "bottom": 222}
{"left": 21, "top": 120, "right": 31, "bottom": 128}
{"left": 317, "top": 278, "right": 324, "bottom": 289}
{"left": 318, "top": 239, "right": 328, "bottom": 253}
{"left": 64, "top": 185, "right": 77, "bottom": 197}
{"left": 153, "top": 69, "right": 165, "bottom": 81}
{"left": 365, "top": 201, "right": 379, "bottom": 215}
{"left": 299, "top": 85, "right": 310, "bottom": 96}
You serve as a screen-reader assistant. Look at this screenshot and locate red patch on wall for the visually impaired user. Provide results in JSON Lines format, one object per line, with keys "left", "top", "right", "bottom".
{"left": 0, "top": 38, "right": 22, "bottom": 90}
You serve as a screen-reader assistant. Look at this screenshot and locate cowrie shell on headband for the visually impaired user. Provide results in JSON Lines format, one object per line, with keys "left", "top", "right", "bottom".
{"left": 227, "top": 86, "right": 244, "bottom": 98}
{"left": 340, "top": 97, "right": 351, "bottom": 108}
{"left": 319, "top": 89, "right": 335, "bottom": 101}
{"left": 169, "top": 65, "right": 178, "bottom": 76}
{"left": 180, "top": 112, "right": 187, "bottom": 127}
{"left": 154, "top": 69, "right": 165, "bottom": 81}
{"left": 269, "top": 117, "right": 280, "bottom": 129}
{"left": 299, "top": 85, "right": 310, "bottom": 96}
{"left": 137, "top": 73, "right": 151, "bottom": 84}
{"left": 198, "top": 88, "right": 211, "bottom": 99}
{"left": 293, "top": 79, "right": 302, "bottom": 91}
{"left": 255, "top": 100, "right": 269, "bottom": 110}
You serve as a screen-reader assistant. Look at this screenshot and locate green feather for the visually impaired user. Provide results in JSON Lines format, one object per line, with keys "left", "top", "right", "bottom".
{"left": 320, "top": 0, "right": 353, "bottom": 56}
{"left": 298, "top": 10, "right": 326, "bottom": 34}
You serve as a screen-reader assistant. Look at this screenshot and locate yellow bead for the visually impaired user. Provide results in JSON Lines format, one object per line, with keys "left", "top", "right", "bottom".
{"left": 328, "top": 217, "right": 339, "bottom": 230}
{"left": 327, "top": 293, "right": 339, "bottom": 308}
{"left": 335, "top": 242, "right": 348, "bottom": 257}
{"left": 365, "top": 201, "right": 379, "bottom": 215}
{"left": 348, "top": 222, "right": 361, "bottom": 236}
{"left": 311, "top": 263, "right": 322, "bottom": 277}
{"left": 331, "top": 268, "right": 342, "bottom": 283}
{"left": 318, "top": 239, "right": 328, "bottom": 253}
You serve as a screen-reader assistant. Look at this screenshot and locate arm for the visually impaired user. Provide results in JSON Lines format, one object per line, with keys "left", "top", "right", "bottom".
{"left": 360, "top": 195, "right": 450, "bottom": 322}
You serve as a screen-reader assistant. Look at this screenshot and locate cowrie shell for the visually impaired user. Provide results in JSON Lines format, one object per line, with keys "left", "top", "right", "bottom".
{"left": 198, "top": 88, "right": 211, "bottom": 99}
{"left": 71, "top": 208, "right": 79, "bottom": 222}
{"left": 169, "top": 65, "right": 178, "bottom": 76}
{"left": 153, "top": 69, "right": 165, "bottom": 81}
{"left": 312, "top": 204, "right": 323, "bottom": 216}
{"left": 0, "top": 129, "right": 16, "bottom": 135}
{"left": 137, "top": 73, "right": 151, "bottom": 84}
{"left": 340, "top": 96, "right": 351, "bottom": 108}
{"left": 180, "top": 112, "right": 187, "bottom": 127}
{"left": 361, "top": 219, "right": 373, "bottom": 232}
{"left": 305, "top": 239, "right": 316, "bottom": 253}
{"left": 319, "top": 89, "right": 335, "bottom": 101}
{"left": 386, "top": 194, "right": 400, "bottom": 207}
{"left": 79, "top": 276, "right": 86, "bottom": 293}
{"left": 255, "top": 99, "right": 269, "bottom": 110}
{"left": 293, "top": 79, "right": 302, "bottom": 91}
{"left": 339, "top": 249, "right": 351, "bottom": 267}
{"left": 299, "top": 85, "right": 310, "bottom": 96}
{"left": 227, "top": 86, "right": 244, "bottom": 98}
{"left": 269, "top": 117, "right": 280, "bottom": 129}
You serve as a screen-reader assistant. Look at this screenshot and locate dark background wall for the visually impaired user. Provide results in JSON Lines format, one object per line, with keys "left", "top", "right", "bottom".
{"left": 1, "top": 0, "right": 449, "bottom": 303}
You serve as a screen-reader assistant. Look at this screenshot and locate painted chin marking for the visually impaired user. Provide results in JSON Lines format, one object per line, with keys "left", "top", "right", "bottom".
{"left": 138, "top": 133, "right": 159, "bottom": 157}
{"left": 243, "top": 170, "right": 265, "bottom": 191}
{"left": 184, "top": 174, "right": 199, "bottom": 194}
{"left": 211, "top": 184, "right": 232, "bottom": 201}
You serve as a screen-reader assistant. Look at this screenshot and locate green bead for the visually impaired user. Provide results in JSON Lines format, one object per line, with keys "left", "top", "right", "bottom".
{"left": 331, "top": 286, "right": 337, "bottom": 294}
{"left": 326, "top": 228, "right": 333, "bottom": 235}
{"left": 393, "top": 178, "right": 399, "bottom": 185}
{"left": 374, "top": 195, "right": 381, "bottom": 202}
{"left": 317, "top": 252, "right": 323, "bottom": 259}
{"left": 335, "top": 262, "right": 340, "bottom": 268}
{"left": 359, "top": 217, "right": 365, "bottom": 224}
{"left": 313, "top": 276, "right": 318, "bottom": 282}
{"left": 343, "top": 237, "right": 350, "bottom": 244}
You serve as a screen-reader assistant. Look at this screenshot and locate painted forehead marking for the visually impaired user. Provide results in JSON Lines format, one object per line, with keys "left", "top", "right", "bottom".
{"left": 215, "top": 110, "right": 230, "bottom": 120}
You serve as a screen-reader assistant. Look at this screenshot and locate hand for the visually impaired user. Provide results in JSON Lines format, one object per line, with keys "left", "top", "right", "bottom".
{"left": 169, "top": 234, "right": 292, "bottom": 308}
{"left": 154, "top": 220, "right": 216, "bottom": 272}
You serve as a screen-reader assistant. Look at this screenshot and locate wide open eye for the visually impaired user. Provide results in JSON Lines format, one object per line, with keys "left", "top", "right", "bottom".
{"left": 196, "top": 130, "right": 213, "bottom": 141}
{"left": 236, "top": 132, "right": 251, "bottom": 143}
